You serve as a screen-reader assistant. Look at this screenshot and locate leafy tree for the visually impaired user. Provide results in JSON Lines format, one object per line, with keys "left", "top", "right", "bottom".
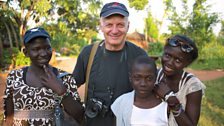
{"left": 6, "top": 0, "right": 52, "bottom": 45}
{"left": 1, "top": 0, "right": 102, "bottom": 69}
{"left": 217, "top": 20, "right": 224, "bottom": 45}
{"left": 128, "top": 0, "right": 148, "bottom": 10}
{"left": 45, "top": 0, "right": 101, "bottom": 51}
{"left": 167, "top": 0, "right": 219, "bottom": 48}
{"left": 144, "top": 12, "right": 159, "bottom": 41}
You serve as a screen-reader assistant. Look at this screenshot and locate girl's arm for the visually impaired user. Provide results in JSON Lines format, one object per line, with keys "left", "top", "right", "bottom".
{"left": 168, "top": 90, "right": 202, "bottom": 126}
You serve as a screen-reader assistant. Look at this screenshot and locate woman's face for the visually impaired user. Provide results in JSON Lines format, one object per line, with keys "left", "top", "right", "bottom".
{"left": 161, "top": 45, "right": 192, "bottom": 77}
{"left": 24, "top": 37, "right": 52, "bottom": 68}
{"left": 130, "top": 63, "right": 156, "bottom": 98}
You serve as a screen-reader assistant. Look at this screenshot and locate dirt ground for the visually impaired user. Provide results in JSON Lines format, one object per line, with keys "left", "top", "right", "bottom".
{"left": 54, "top": 57, "right": 224, "bottom": 82}
{"left": 1, "top": 57, "right": 224, "bottom": 113}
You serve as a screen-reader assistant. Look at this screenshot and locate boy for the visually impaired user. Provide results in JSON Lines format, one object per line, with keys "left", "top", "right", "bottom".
{"left": 111, "top": 56, "right": 168, "bottom": 126}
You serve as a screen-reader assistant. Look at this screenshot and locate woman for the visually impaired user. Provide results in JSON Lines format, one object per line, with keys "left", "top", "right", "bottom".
{"left": 154, "top": 34, "right": 205, "bottom": 126}
{"left": 3, "top": 27, "right": 84, "bottom": 126}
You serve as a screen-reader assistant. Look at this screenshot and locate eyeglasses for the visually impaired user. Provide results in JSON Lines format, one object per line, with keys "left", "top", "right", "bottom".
{"left": 167, "top": 38, "right": 194, "bottom": 53}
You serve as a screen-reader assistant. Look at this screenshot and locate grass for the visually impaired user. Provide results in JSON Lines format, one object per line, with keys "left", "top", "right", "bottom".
{"left": 190, "top": 58, "right": 224, "bottom": 70}
{"left": 0, "top": 114, "right": 2, "bottom": 125}
{"left": 199, "top": 77, "right": 224, "bottom": 126}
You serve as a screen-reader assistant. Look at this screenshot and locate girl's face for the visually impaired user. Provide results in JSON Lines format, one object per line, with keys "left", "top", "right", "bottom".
{"left": 130, "top": 63, "right": 156, "bottom": 98}
{"left": 161, "top": 45, "right": 192, "bottom": 77}
{"left": 24, "top": 37, "right": 52, "bottom": 68}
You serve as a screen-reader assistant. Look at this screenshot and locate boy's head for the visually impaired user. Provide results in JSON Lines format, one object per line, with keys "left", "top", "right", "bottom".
{"left": 23, "top": 27, "right": 52, "bottom": 67}
{"left": 130, "top": 56, "right": 157, "bottom": 96}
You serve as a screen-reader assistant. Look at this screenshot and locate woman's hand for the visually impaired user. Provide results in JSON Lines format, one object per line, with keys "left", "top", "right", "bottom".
{"left": 40, "top": 65, "right": 66, "bottom": 95}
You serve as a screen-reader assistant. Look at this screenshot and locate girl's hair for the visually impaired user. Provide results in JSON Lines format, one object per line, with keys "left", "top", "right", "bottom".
{"left": 165, "top": 34, "right": 198, "bottom": 62}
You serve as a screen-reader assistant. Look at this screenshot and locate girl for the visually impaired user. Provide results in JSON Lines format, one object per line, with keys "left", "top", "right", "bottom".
{"left": 154, "top": 34, "right": 205, "bottom": 126}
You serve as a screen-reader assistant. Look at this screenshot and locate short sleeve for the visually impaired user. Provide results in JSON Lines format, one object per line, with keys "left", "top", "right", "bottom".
{"left": 61, "top": 74, "right": 81, "bottom": 101}
{"left": 111, "top": 96, "right": 123, "bottom": 117}
{"left": 3, "top": 70, "right": 17, "bottom": 119}
{"left": 72, "top": 45, "right": 93, "bottom": 86}
{"left": 186, "top": 77, "right": 206, "bottom": 95}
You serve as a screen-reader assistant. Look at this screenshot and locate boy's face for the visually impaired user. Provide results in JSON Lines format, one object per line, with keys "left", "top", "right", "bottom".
{"left": 24, "top": 37, "right": 52, "bottom": 68}
{"left": 130, "top": 63, "right": 156, "bottom": 98}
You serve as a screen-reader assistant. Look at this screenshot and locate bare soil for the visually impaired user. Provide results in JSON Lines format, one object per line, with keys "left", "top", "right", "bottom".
{"left": 1, "top": 57, "right": 224, "bottom": 113}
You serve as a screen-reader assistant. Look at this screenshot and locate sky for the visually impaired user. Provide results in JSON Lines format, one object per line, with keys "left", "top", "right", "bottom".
{"left": 102, "top": 0, "right": 224, "bottom": 35}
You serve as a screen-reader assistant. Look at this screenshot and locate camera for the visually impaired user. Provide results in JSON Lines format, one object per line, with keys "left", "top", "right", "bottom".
{"left": 85, "top": 98, "right": 109, "bottom": 118}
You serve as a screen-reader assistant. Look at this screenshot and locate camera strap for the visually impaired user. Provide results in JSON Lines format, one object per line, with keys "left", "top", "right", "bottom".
{"left": 84, "top": 41, "right": 100, "bottom": 103}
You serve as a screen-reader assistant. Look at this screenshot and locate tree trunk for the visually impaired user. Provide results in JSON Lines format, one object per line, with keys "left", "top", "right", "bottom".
{"left": 0, "top": 37, "right": 3, "bottom": 70}
{"left": 9, "top": 20, "right": 19, "bottom": 48}
{"left": 4, "top": 21, "right": 13, "bottom": 48}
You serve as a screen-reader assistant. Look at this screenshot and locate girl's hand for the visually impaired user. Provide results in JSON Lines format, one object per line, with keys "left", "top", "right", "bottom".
{"left": 40, "top": 65, "right": 66, "bottom": 95}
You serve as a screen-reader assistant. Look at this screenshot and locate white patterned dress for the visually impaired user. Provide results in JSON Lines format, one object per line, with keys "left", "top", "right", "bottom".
{"left": 3, "top": 67, "right": 81, "bottom": 126}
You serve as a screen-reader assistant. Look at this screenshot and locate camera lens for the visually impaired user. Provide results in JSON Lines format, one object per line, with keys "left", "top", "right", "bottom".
{"left": 85, "top": 98, "right": 103, "bottom": 118}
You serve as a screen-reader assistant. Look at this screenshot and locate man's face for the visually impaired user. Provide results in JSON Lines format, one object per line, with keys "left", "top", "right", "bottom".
{"left": 100, "top": 14, "right": 129, "bottom": 51}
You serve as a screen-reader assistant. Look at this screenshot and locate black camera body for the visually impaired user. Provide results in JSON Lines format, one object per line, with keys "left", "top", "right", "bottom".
{"left": 85, "top": 98, "right": 109, "bottom": 118}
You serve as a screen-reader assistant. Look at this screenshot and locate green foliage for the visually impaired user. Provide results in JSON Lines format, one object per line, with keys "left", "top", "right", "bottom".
{"left": 55, "top": 0, "right": 101, "bottom": 41}
{"left": 128, "top": 0, "right": 148, "bottom": 10}
{"left": 144, "top": 12, "right": 159, "bottom": 40}
{"left": 190, "top": 41, "right": 224, "bottom": 70}
{"left": 34, "top": 0, "right": 52, "bottom": 17}
{"left": 200, "top": 42, "right": 224, "bottom": 59}
{"left": 2, "top": 48, "right": 30, "bottom": 67}
{"left": 0, "top": 114, "right": 2, "bottom": 126}
{"left": 70, "top": 44, "right": 81, "bottom": 56}
{"left": 15, "top": 51, "right": 30, "bottom": 66}
{"left": 147, "top": 42, "right": 163, "bottom": 56}
{"left": 167, "top": 0, "right": 219, "bottom": 49}
{"left": 217, "top": 20, "right": 224, "bottom": 45}
{"left": 199, "top": 77, "right": 224, "bottom": 126}
{"left": 191, "top": 58, "right": 224, "bottom": 70}
{"left": 44, "top": 24, "right": 90, "bottom": 56}
{"left": 2, "top": 49, "right": 13, "bottom": 65}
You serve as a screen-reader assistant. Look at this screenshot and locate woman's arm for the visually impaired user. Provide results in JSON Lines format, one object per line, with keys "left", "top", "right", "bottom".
{"left": 154, "top": 80, "right": 203, "bottom": 126}
{"left": 60, "top": 73, "right": 85, "bottom": 124}
{"left": 170, "top": 90, "right": 202, "bottom": 126}
{"left": 3, "top": 96, "right": 14, "bottom": 126}
{"left": 62, "top": 95, "right": 84, "bottom": 124}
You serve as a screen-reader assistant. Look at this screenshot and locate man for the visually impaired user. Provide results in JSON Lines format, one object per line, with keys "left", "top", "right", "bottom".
{"left": 73, "top": 2, "right": 147, "bottom": 126}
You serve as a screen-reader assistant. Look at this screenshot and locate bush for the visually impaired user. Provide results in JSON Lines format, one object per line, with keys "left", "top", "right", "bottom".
{"left": 1, "top": 48, "right": 30, "bottom": 70}
{"left": 15, "top": 51, "right": 30, "bottom": 66}
{"left": 148, "top": 42, "right": 164, "bottom": 56}
{"left": 190, "top": 42, "right": 224, "bottom": 70}
{"left": 200, "top": 42, "right": 224, "bottom": 59}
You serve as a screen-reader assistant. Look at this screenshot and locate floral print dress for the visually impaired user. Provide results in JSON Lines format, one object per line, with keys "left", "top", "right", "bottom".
{"left": 3, "top": 67, "right": 81, "bottom": 126}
